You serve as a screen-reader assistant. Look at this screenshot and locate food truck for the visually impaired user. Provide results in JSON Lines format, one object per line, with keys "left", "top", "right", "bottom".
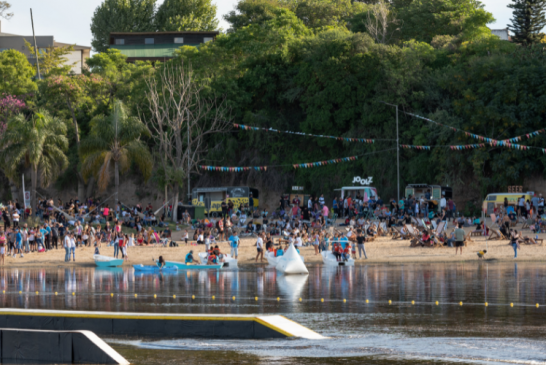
{"left": 191, "top": 186, "right": 259, "bottom": 214}
{"left": 404, "top": 184, "right": 452, "bottom": 212}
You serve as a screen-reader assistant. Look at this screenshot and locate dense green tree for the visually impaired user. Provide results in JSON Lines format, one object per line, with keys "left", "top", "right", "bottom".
{"left": 90, "top": 0, "right": 157, "bottom": 53}
{"left": 155, "top": 0, "right": 219, "bottom": 31}
{"left": 224, "top": 0, "right": 286, "bottom": 32}
{"left": 80, "top": 100, "right": 152, "bottom": 204}
{"left": 508, "top": 0, "right": 546, "bottom": 45}
{"left": 0, "top": 110, "right": 69, "bottom": 215}
{"left": 395, "top": 0, "right": 495, "bottom": 45}
{"left": 24, "top": 41, "right": 76, "bottom": 77}
{"left": 0, "top": 50, "right": 37, "bottom": 96}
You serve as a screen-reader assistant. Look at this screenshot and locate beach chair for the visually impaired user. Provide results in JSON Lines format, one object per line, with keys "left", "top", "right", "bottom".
{"left": 487, "top": 225, "right": 506, "bottom": 241}
{"left": 405, "top": 224, "right": 420, "bottom": 240}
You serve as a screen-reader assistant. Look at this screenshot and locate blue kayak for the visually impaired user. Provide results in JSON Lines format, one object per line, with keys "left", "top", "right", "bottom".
{"left": 133, "top": 264, "right": 178, "bottom": 273}
{"left": 165, "top": 260, "right": 224, "bottom": 270}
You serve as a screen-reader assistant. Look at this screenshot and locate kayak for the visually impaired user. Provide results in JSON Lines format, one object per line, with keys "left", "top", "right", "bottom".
{"left": 321, "top": 251, "right": 355, "bottom": 267}
{"left": 266, "top": 250, "right": 305, "bottom": 266}
{"left": 275, "top": 244, "right": 308, "bottom": 275}
{"left": 166, "top": 260, "right": 224, "bottom": 270}
{"left": 94, "top": 255, "right": 124, "bottom": 267}
{"left": 133, "top": 264, "right": 178, "bottom": 273}
{"left": 198, "top": 252, "right": 238, "bottom": 268}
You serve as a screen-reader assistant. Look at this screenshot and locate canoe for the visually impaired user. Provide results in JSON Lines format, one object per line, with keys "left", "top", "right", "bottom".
{"left": 93, "top": 255, "right": 124, "bottom": 267}
{"left": 266, "top": 250, "right": 305, "bottom": 266}
{"left": 198, "top": 252, "right": 238, "bottom": 268}
{"left": 321, "top": 251, "right": 355, "bottom": 267}
{"left": 165, "top": 260, "right": 224, "bottom": 270}
{"left": 133, "top": 264, "right": 178, "bottom": 273}
{"left": 275, "top": 244, "right": 308, "bottom": 275}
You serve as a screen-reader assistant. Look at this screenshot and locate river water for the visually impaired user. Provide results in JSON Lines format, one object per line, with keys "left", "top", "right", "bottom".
{"left": 0, "top": 262, "right": 545, "bottom": 364}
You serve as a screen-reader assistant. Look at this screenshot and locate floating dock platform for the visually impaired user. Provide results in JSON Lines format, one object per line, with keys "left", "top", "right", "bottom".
{"left": 0, "top": 308, "right": 324, "bottom": 340}
{"left": 0, "top": 328, "right": 128, "bottom": 364}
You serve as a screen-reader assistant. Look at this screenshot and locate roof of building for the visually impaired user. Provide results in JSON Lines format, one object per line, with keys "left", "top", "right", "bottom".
{"left": 54, "top": 41, "right": 91, "bottom": 50}
{"left": 110, "top": 31, "right": 220, "bottom": 36}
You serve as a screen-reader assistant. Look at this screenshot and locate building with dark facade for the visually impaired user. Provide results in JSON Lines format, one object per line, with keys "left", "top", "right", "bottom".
{"left": 109, "top": 31, "right": 219, "bottom": 62}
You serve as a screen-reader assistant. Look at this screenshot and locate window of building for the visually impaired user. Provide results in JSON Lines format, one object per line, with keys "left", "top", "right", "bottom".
{"left": 174, "top": 37, "right": 184, "bottom": 44}
{"left": 145, "top": 38, "right": 154, "bottom": 44}
{"left": 115, "top": 39, "right": 124, "bottom": 45}
{"left": 203, "top": 37, "right": 214, "bottom": 43}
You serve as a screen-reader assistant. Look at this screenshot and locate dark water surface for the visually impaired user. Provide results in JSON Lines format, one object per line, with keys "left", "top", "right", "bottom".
{"left": 0, "top": 262, "right": 545, "bottom": 364}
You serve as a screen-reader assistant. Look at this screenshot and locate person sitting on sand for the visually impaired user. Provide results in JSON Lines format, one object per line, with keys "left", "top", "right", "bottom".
{"left": 185, "top": 250, "right": 194, "bottom": 264}
{"left": 420, "top": 230, "right": 432, "bottom": 247}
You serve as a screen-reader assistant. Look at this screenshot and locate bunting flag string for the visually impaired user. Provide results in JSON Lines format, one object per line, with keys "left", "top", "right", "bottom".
{"left": 400, "top": 144, "right": 486, "bottom": 150}
{"left": 233, "top": 123, "right": 387, "bottom": 143}
{"left": 199, "top": 148, "right": 398, "bottom": 173}
{"left": 502, "top": 129, "right": 546, "bottom": 143}
{"left": 404, "top": 112, "right": 545, "bottom": 152}
{"left": 199, "top": 156, "right": 359, "bottom": 172}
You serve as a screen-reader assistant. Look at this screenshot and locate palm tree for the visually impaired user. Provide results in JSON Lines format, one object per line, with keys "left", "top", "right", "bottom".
{"left": 0, "top": 110, "right": 69, "bottom": 215}
{"left": 80, "top": 100, "right": 152, "bottom": 205}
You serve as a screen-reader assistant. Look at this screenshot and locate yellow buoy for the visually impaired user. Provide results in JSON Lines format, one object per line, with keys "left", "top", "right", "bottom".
{"left": 19, "top": 291, "right": 21, "bottom": 294}
{"left": 2, "top": 290, "right": 4, "bottom": 294}
{"left": 459, "top": 301, "right": 463, "bottom": 306}
{"left": 485, "top": 302, "right": 488, "bottom": 307}
{"left": 510, "top": 303, "right": 514, "bottom": 307}
{"left": 388, "top": 300, "right": 392, "bottom": 305}
{"left": 55, "top": 292, "right": 58, "bottom": 295}
{"left": 154, "top": 294, "right": 157, "bottom": 298}
{"left": 255, "top": 297, "right": 258, "bottom": 301}
{"left": 343, "top": 299, "right": 346, "bottom": 303}
{"left": 321, "top": 298, "right": 324, "bottom": 303}
{"left": 365, "top": 299, "right": 369, "bottom": 304}
{"left": 192, "top": 295, "right": 195, "bottom": 300}
{"left": 232, "top": 296, "right": 235, "bottom": 300}
{"left": 277, "top": 297, "right": 280, "bottom": 301}
{"left": 111, "top": 293, "right": 114, "bottom": 297}
{"left": 173, "top": 295, "right": 176, "bottom": 299}
{"left": 135, "top": 294, "right": 138, "bottom": 298}
{"left": 411, "top": 300, "right": 415, "bottom": 305}
{"left": 299, "top": 298, "right": 302, "bottom": 302}
{"left": 36, "top": 291, "right": 39, "bottom": 295}
{"left": 536, "top": 303, "right": 540, "bottom": 308}
{"left": 212, "top": 295, "right": 215, "bottom": 300}
{"left": 435, "top": 301, "right": 439, "bottom": 305}
{"left": 72, "top": 292, "right": 75, "bottom": 296}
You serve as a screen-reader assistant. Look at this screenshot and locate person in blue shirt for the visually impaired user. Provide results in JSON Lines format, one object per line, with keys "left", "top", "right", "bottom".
{"left": 228, "top": 232, "right": 240, "bottom": 259}
{"left": 38, "top": 225, "right": 48, "bottom": 251}
{"left": 339, "top": 236, "right": 349, "bottom": 250}
{"left": 276, "top": 247, "right": 284, "bottom": 257}
{"left": 15, "top": 229, "right": 23, "bottom": 258}
{"left": 45, "top": 224, "right": 52, "bottom": 250}
{"left": 185, "top": 250, "right": 194, "bottom": 264}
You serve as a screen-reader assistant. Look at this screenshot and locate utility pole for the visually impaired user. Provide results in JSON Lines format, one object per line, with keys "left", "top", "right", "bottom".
{"left": 187, "top": 108, "right": 190, "bottom": 204}
{"left": 30, "top": 9, "right": 41, "bottom": 79}
{"left": 379, "top": 101, "right": 400, "bottom": 201}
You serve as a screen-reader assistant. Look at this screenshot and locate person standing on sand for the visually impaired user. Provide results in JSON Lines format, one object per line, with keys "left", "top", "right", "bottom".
{"left": 228, "top": 231, "right": 240, "bottom": 259}
{"left": 510, "top": 229, "right": 520, "bottom": 259}
{"left": 255, "top": 232, "right": 264, "bottom": 263}
{"left": 356, "top": 229, "right": 368, "bottom": 259}
{"left": 454, "top": 223, "right": 465, "bottom": 255}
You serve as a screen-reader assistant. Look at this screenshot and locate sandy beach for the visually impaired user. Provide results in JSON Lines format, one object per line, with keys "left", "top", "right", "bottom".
{"left": 1, "top": 225, "right": 545, "bottom": 267}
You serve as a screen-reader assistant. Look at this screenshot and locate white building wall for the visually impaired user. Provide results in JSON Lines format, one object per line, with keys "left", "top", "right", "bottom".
{"left": 64, "top": 50, "right": 82, "bottom": 74}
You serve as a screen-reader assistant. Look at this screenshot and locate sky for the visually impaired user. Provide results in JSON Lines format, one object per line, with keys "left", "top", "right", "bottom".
{"left": 2, "top": 0, "right": 513, "bottom": 48}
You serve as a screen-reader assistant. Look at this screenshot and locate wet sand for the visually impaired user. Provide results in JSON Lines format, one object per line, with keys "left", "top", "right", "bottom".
{"left": 1, "top": 225, "right": 544, "bottom": 267}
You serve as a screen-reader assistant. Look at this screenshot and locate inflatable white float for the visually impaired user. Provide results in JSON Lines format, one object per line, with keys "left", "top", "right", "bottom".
{"left": 275, "top": 244, "right": 308, "bottom": 275}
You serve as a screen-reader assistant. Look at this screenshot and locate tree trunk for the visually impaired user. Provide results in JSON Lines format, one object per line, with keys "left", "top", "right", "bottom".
{"left": 77, "top": 174, "right": 85, "bottom": 203}
{"left": 164, "top": 184, "right": 168, "bottom": 216}
{"left": 86, "top": 176, "right": 95, "bottom": 198}
{"left": 114, "top": 160, "right": 119, "bottom": 207}
{"left": 31, "top": 165, "right": 37, "bottom": 218}
{"left": 172, "top": 183, "right": 179, "bottom": 223}
{"left": 9, "top": 181, "right": 19, "bottom": 202}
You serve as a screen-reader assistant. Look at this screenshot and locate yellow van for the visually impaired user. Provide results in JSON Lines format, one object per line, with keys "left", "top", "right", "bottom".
{"left": 482, "top": 192, "right": 531, "bottom": 215}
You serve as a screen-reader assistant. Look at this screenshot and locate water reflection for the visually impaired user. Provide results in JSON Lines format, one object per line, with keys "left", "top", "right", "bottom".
{"left": 0, "top": 262, "right": 545, "bottom": 318}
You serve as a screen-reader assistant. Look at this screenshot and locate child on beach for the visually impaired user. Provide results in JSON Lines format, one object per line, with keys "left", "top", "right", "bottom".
{"left": 182, "top": 230, "right": 189, "bottom": 245}
{"left": 477, "top": 250, "right": 487, "bottom": 260}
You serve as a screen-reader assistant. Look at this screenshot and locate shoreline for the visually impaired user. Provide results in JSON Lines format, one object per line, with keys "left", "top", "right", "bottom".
{"left": 0, "top": 227, "right": 544, "bottom": 267}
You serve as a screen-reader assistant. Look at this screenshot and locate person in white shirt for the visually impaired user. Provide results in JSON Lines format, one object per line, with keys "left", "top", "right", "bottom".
{"left": 295, "top": 234, "right": 303, "bottom": 247}
{"left": 64, "top": 232, "right": 75, "bottom": 262}
{"left": 357, "top": 217, "right": 365, "bottom": 227}
{"left": 319, "top": 194, "right": 325, "bottom": 207}
{"left": 255, "top": 232, "right": 264, "bottom": 262}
